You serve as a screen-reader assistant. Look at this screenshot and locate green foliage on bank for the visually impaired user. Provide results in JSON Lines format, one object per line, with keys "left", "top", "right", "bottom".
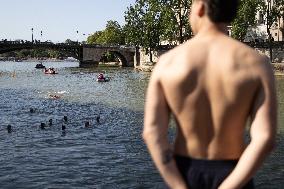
{"left": 231, "top": 0, "right": 260, "bottom": 40}
{"left": 85, "top": 0, "right": 284, "bottom": 62}
{"left": 87, "top": 21, "right": 125, "bottom": 45}
{"left": 1, "top": 49, "right": 66, "bottom": 59}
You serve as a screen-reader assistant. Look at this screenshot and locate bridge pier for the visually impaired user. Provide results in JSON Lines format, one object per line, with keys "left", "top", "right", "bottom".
{"left": 80, "top": 47, "right": 136, "bottom": 68}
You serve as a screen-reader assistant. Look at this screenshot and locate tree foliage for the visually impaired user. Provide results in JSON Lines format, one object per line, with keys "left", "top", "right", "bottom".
{"left": 124, "top": 0, "right": 161, "bottom": 47}
{"left": 87, "top": 20, "right": 125, "bottom": 45}
{"left": 231, "top": 0, "right": 261, "bottom": 41}
{"left": 124, "top": 0, "right": 192, "bottom": 62}
{"left": 2, "top": 49, "right": 65, "bottom": 59}
{"left": 124, "top": 0, "right": 163, "bottom": 62}
{"left": 159, "top": 0, "right": 192, "bottom": 44}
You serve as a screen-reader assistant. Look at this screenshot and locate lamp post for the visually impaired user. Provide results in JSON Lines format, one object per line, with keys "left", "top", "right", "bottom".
{"left": 31, "top": 28, "right": 34, "bottom": 43}
{"left": 76, "top": 30, "right": 79, "bottom": 43}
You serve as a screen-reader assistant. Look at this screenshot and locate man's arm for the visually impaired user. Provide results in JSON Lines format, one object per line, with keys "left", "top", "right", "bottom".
{"left": 219, "top": 60, "right": 277, "bottom": 189}
{"left": 143, "top": 64, "right": 187, "bottom": 189}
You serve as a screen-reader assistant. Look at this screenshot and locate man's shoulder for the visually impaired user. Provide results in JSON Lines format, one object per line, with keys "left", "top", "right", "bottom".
{"left": 224, "top": 37, "right": 269, "bottom": 67}
{"left": 156, "top": 42, "right": 193, "bottom": 68}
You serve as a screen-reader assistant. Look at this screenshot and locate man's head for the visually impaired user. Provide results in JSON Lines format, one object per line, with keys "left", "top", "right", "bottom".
{"left": 190, "top": 0, "right": 239, "bottom": 33}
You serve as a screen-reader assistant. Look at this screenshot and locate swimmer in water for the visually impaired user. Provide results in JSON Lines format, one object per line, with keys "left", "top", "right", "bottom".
{"left": 85, "top": 121, "right": 91, "bottom": 128}
{"left": 96, "top": 114, "right": 100, "bottom": 124}
{"left": 63, "top": 116, "right": 68, "bottom": 122}
{"left": 40, "top": 123, "right": 46, "bottom": 130}
{"left": 7, "top": 125, "right": 12, "bottom": 133}
{"left": 49, "top": 119, "right": 53, "bottom": 126}
{"left": 48, "top": 94, "right": 61, "bottom": 99}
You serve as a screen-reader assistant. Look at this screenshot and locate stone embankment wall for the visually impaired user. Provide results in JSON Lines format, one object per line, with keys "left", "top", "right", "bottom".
{"left": 136, "top": 47, "right": 284, "bottom": 72}
{"left": 256, "top": 48, "right": 284, "bottom": 63}
{"left": 135, "top": 48, "right": 168, "bottom": 72}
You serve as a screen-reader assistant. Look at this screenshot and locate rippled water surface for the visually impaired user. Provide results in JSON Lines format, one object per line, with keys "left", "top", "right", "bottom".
{"left": 0, "top": 61, "right": 283, "bottom": 189}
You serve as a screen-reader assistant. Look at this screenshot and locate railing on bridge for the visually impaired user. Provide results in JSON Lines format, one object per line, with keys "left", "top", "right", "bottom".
{"left": 0, "top": 40, "right": 136, "bottom": 50}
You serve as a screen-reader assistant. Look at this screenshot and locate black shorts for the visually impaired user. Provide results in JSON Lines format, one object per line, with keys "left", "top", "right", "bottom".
{"left": 164, "top": 155, "right": 254, "bottom": 189}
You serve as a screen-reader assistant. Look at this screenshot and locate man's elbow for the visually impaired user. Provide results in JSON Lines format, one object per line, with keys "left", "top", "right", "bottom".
{"left": 142, "top": 126, "right": 162, "bottom": 144}
{"left": 142, "top": 128, "right": 154, "bottom": 143}
{"left": 254, "top": 134, "right": 276, "bottom": 153}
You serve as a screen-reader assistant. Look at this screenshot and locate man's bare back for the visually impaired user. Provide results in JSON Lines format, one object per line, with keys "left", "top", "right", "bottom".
{"left": 158, "top": 34, "right": 265, "bottom": 160}
{"left": 143, "top": 0, "right": 277, "bottom": 188}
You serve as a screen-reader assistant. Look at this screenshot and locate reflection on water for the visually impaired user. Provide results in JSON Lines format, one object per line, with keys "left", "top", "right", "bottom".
{"left": 0, "top": 61, "right": 283, "bottom": 188}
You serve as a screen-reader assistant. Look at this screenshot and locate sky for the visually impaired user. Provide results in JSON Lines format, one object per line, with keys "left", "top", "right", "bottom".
{"left": 0, "top": 0, "right": 136, "bottom": 42}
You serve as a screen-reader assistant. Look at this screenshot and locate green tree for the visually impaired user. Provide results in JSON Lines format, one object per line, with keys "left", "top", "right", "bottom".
{"left": 160, "top": 0, "right": 192, "bottom": 44}
{"left": 124, "top": 0, "right": 165, "bottom": 62}
{"left": 231, "top": 0, "right": 261, "bottom": 41}
{"left": 87, "top": 21, "right": 125, "bottom": 45}
{"left": 65, "top": 39, "right": 77, "bottom": 44}
{"left": 102, "top": 20, "right": 125, "bottom": 45}
{"left": 87, "top": 31, "right": 103, "bottom": 44}
{"left": 124, "top": 0, "right": 192, "bottom": 62}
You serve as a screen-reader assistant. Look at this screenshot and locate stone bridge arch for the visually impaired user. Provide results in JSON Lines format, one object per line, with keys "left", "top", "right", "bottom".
{"left": 0, "top": 42, "right": 138, "bottom": 67}
{"left": 81, "top": 47, "right": 135, "bottom": 67}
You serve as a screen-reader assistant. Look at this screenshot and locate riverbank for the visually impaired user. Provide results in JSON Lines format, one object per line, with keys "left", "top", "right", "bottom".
{"left": 273, "top": 63, "right": 284, "bottom": 76}
{"left": 0, "top": 57, "right": 79, "bottom": 62}
{"left": 136, "top": 62, "right": 284, "bottom": 75}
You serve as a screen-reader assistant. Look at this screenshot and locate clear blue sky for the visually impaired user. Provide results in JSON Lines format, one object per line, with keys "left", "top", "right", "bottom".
{"left": 0, "top": 0, "right": 136, "bottom": 42}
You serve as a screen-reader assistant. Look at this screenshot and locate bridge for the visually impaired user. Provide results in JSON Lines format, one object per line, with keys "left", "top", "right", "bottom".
{"left": 0, "top": 40, "right": 139, "bottom": 67}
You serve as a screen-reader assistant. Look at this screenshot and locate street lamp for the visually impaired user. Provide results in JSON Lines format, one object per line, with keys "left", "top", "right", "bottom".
{"left": 76, "top": 30, "right": 79, "bottom": 43}
{"left": 31, "top": 28, "right": 34, "bottom": 43}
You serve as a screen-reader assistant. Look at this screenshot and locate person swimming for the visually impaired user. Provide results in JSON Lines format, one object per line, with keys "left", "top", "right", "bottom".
{"left": 48, "top": 119, "right": 53, "bottom": 126}
{"left": 7, "top": 125, "right": 12, "bottom": 133}
{"left": 98, "top": 73, "right": 105, "bottom": 80}
{"left": 96, "top": 114, "right": 100, "bottom": 124}
{"left": 48, "top": 94, "right": 61, "bottom": 99}
{"left": 63, "top": 116, "right": 68, "bottom": 122}
{"left": 62, "top": 124, "right": 66, "bottom": 131}
{"left": 85, "top": 121, "right": 91, "bottom": 128}
{"left": 30, "top": 108, "right": 35, "bottom": 113}
{"left": 40, "top": 123, "right": 46, "bottom": 130}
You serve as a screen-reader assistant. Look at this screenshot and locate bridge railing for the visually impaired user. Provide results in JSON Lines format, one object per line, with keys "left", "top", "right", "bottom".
{"left": 0, "top": 40, "right": 137, "bottom": 50}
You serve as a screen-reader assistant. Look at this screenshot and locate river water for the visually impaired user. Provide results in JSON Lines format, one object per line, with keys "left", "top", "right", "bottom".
{"left": 0, "top": 61, "right": 283, "bottom": 189}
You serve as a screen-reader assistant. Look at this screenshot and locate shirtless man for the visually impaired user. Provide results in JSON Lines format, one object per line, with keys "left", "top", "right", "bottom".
{"left": 143, "top": 0, "right": 277, "bottom": 189}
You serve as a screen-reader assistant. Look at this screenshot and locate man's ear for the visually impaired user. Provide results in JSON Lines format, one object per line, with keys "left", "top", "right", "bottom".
{"left": 197, "top": 1, "right": 206, "bottom": 17}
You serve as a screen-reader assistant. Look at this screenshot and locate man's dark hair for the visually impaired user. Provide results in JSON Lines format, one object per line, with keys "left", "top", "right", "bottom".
{"left": 203, "top": 0, "right": 239, "bottom": 23}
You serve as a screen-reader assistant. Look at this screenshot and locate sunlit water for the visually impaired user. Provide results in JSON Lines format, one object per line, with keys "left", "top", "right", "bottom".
{"left": 0, "top": 61, "right": 283, "bottom": 189}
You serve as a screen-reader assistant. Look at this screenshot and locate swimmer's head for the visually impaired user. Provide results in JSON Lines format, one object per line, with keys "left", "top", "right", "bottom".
{"left": 190, "top": 0, "right": 239, "bottom": 33}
